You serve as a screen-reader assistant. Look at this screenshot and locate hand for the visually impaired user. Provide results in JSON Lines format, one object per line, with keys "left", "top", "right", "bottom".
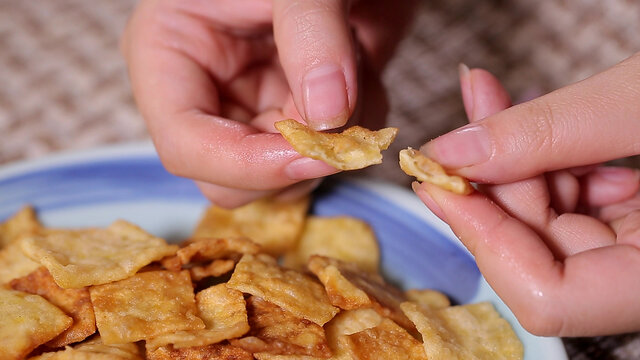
{"left": 121, "top": 0, "right": 415, "bottom": 208}
{"left": 414, "top": 58, "right": 640, "bottom": 336}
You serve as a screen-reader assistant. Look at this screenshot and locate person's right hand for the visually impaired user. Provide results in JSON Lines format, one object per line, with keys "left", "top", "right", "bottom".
{"left": 121, "top": 0, "right": 415, "bottom": 208}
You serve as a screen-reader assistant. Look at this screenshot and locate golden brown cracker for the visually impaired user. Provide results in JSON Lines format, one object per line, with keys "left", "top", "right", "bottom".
{"left": 146, "top": 284, "right": 249, "bottom": 349}
{"left": 193, "top": 197, "right": 309, "bottom": 255}
{"left": 0, "top": 206, "right": 41, "bottom": 248}
{"left": 230, "top": 296, "right": 332, "bottom": 358}
{"left": 399, "top": 148, "right": 473, "bottom": 195}
{"left": 0, "top": 240, "right": 40, "bottom": 284}
{"left": 21, "top": 220, "right": 178, "bottom": 288}
{"left": 275, "top": 119, "right": 398, "bottom": 170}
{"left": 90, "top": 270, "right": 204, "bottom": 344}
{"left": 0, "top": 288, "right": 72, "bottom": 359}
{"left": 308, "top": 256, "right": 412, "bottom": 330}
{"left": 10, "top": 267, "right": 96, "bottom": 348}
{"left": 283, "top": 216, "right": 380, "bottom": 273}
{"left": 146, "top": 343, "right": 253, "bottom": 360}
{"left": 228, "top": 254, "right": 339, "bottom": 326}
{"left": 401, "top": 301, "right": 523, "bottom": 360}
{"left": 345, "top": 318, "right": 428, "bottom": 360}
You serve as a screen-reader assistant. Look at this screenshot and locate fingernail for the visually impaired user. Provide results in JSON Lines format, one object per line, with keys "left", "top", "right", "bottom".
{"left": 459, "top": 63, "right": 474, "bottom": 120}
{"left": 421, "top": 124, "right": 491, "bottom": 169}
{"left": 595, "top": 167, "right": 640, "bottom": 183}
{"left": 285, "top": 157, "right": 339, "bottom": 180}
{"left": 412, "top": 181, "right": 447, "bottom": 221}
{"left": 302, "top": 65, "right": 349, "bottom": 130}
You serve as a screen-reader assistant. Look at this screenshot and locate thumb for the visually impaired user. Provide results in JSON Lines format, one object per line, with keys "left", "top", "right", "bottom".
{"left": 272, "top": 0, "right": 357, "bottom": 130}
{"left": 422, "top": 53, "right": 640, "bottom": 183}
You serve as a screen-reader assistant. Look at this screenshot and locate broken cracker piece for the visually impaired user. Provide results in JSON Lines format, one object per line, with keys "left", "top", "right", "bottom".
{"left": 146, "top": 283, "right": 249, "bottom": 349}
{"left": 399, "top": 148, "right": 472, "bottom": 195}
{"left": 275, "top": 119, "right": 398, "bottom": 170}
{"left": 230, "top": 296, "right": 332, "bottom": 358}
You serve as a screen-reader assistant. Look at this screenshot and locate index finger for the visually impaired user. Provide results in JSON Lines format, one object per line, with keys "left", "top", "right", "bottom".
{"left": 124, "top": 1, "right": 338, "bottom": 191}
{"left": 423, "top": 53, "right": 640, "bottom": 183}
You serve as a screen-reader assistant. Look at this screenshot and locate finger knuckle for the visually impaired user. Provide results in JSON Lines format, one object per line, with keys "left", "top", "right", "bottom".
{"left": 512, "top": 101, "right": 564, "bottom": 161}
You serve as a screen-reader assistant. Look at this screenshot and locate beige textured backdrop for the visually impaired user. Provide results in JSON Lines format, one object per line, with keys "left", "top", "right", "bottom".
{"left": 1, "top": 1, "right": 640, "bottom": 358}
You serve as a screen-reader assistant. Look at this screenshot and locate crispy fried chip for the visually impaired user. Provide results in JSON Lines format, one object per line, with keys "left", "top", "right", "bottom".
{"left": 20, "top": 220, "right": 178, "bottom": 288}
{"left": 283, "top": 216, "right": 380, "bottom": 273}
{"left": 275, "top": 119, "right": 398, "bottom": 170}
{"left": 401, "top": 301, "right": 523, "bottom": 360}
{"left": 228, "top": 254, "right": 339, "bottom": 326}
{"left": 345, "top": 318, "right": 427, "bottom": 360}
{"left": 405, "top": 289, "right": 451, "bottom": 310}
{"left": 10, "top": 267, "right": 96, "bottom": 348}
{"left": 308, "top": 256, "right": 412, "bottom": 330}
{"left": 324, "top": 308, "right": 383, "bottom": 360}
{"left": 189, "top": 259, "right": 236, "bottom": 281}
{"left": 399, "top": 148, "right": 473, "bottom": 195}
{"left": 146, "top": 343, "right": 253, "bottom": 360}
{"left": 230, "top": 296, "right": 332, "bottom": 358}
{"left": 0, "top": 288, "right": 72, "bottom": 359}
{"left": 326, "top": 308, "right": 383, "bottom": 337}
{"left": 147, "top": 284, "right": 249, "bottom": 349}
{"left": 254, "top": 354, "right": 324, "bottom": 360}
{"left": 161, "top": 237, "right": 260, "bottom": 272}
{"left": 178, "top": 237, "right": 261, "bottom": 264}
{"left": 193, "top": 197, "right": 309, "bottom": 255}
{"left": 0, "top": 240, "right": 40, "bottom": 284}
{"left": 30, "top": 336, "right": 143, "bottom": 360}
{"left": 90, "top": 270, "right": 204, "bottom": 344}
{"left": 0, "top": 206, "right": 41, "bottom": 248}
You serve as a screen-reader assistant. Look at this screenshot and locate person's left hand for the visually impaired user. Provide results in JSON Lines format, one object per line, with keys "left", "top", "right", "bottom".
{"left": 413, "top": 66, "right": 640, "bottom": 336}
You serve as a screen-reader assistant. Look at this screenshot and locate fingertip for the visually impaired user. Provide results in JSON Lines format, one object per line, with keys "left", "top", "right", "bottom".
{"left": 302, "top": 64, "right": 351, "bottom": 130}
{"left": 412, "top": 182, "right": 447, "bottom": 221}
{"left": 272, "top": 0, "right": 357, "bottom": 131}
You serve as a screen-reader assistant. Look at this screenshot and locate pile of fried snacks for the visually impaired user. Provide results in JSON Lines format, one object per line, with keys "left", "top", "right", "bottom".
{"left": 0, "top": 199, "right": 522, "bottom": 360}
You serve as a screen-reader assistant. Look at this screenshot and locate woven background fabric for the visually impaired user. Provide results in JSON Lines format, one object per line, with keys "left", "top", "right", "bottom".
{"left": 1, "top": 1, "right": 640, "bottom": 358}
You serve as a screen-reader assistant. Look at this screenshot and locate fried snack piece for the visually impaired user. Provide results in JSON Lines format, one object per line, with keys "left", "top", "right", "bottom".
{"left": 345, "top": 318, "right": 428, "bottom": 360}
{"left": 147, "top": 284, "right": 249, "bottom": 349}
{"left": 324, "top": 308, "right": 384, "bottom": 360}
{"left": 275, "top": 119, "right": 398, "bottom": 171}
{"left": 230, "top": 296, "right": 332, "bottom": 358}
{"left": 401, "top": 301, "right": 523, "bottom": 360}
{"left": 0, "top": 206, "right": 41, "bottom": 248}
{"left": 161, "top": 237, "right": 260, "bottom": 271}
{"left": 308, "top": 256, "right": 412, "bottom": 330}
{"left": 10, "top": 267, "right": 96, "bottom": 348}
{"left": 29, "top": 336, "right": 143, "bottom": 360}
{"left": 21, "top": 220, "right": 178, "bottom": 288}
{"left": 405, "top": 289, "right": 451, "bottom": 310}
{"left": 0, "top": 288, "right": 72, "bottom": 360}
{"left": 282, "top": 216, "right": 380, "bottom": 273}
{"left": 399, "top": 148, "right": 473, "bottom": 195}
{"left": 193, "top": 197, "right": 309, "bottom": 255}
{"left": 0, "top": 240, "right": 40, "bottom": 284}
{"left": 254, "top": 354, "right": 324, "bottom": 360}
{"left": 90, "top": 270, "right": 204, "bottom": 344}
{"left": 189, "top": 259, "right": 236, "bottom": 281}
{"left": 146, "top": 343, "right": 253, "bottom": 360}
{"left": 228, "top": 254, "right": 339, "bottom": 326}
